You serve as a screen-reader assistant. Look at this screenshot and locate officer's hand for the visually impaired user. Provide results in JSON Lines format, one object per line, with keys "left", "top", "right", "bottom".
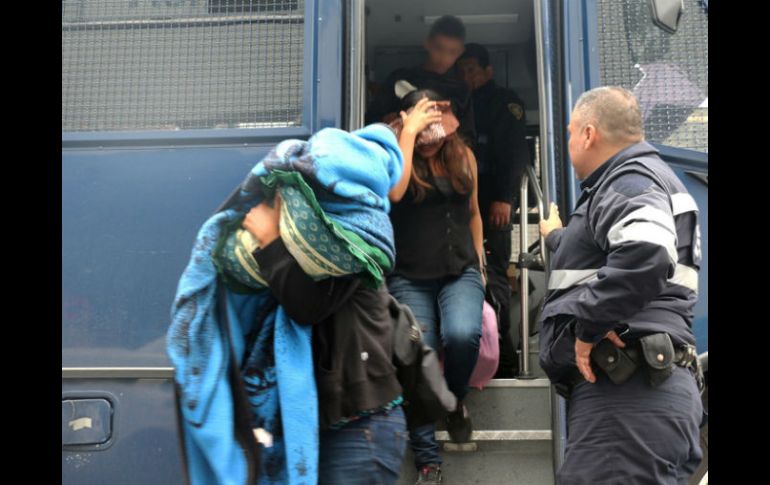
{"left": 575, "top": 330, "right": 627, "bottom": 384}
{"left": 575, "top": 338, "right": 596, "bottom": 383}
{"left": 243, "top": 193, "right": 282, "bottom": 247}
{"left": 489, "top": 201, "right": 512, "bottom": 229}
{"left": 539, "top": 202, "right": 563, "bottom": 238}
{"left": 400, "top": 97, "right": 443, "bottom": 137}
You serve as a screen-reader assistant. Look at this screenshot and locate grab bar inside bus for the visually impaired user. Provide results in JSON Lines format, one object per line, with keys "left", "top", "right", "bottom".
{"left": 517, "top": 164, "right": 549, "bottom": 378}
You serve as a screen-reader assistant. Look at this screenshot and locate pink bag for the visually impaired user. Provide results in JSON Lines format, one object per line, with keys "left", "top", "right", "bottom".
{"left": 469, "top": 300, "right": 500, "bottom": 390}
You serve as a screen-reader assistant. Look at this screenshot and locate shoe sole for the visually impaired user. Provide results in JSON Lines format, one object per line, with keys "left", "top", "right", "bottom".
{"left": 443, "top": 441, "right": 478, "bottom": 452}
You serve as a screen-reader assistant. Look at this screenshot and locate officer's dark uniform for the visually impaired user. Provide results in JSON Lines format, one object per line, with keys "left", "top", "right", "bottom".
{"left": 365, "top": 65, "right": 476, "bottom": 143}
{"left": 471, "top": 80, "right": 529, "bottom": 376}
{"left": 539, "top": 142, "right": 703, "bottom": 484}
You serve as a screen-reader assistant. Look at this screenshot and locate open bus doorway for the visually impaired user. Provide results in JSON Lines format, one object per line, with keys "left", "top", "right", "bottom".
{"left": 352, "top": 0, "right": 548, "bottom": 379}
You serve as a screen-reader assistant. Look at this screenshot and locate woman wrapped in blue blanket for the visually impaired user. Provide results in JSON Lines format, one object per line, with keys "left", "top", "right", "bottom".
{"left": 240, "top": 97, "right": 443, "bottom": 484}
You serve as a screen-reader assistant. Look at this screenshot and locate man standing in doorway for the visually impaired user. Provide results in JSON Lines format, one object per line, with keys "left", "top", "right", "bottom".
{"left": 457, "top": 43, "right": 530, "bottom": 378}
{"left": 366, "top": 15, "right": 475, "bottom": 143}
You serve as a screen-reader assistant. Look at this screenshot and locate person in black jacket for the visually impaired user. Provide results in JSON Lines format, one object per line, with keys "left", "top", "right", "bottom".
{"left": 538, "top": 87, "right": 703, "bottom": 484}
{"left": 366, "top": 15, "right": 476, "bottom": 144}
{"left": 241, "top": 99, "right": 442, "bottom": 485}
{"left": 457, "top": 43, "right": 530, "bottom": 378}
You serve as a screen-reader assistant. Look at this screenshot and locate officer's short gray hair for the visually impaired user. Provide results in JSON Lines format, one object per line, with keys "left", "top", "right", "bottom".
{"left": 573, "top": 87, "right": 644, "bottom": 144}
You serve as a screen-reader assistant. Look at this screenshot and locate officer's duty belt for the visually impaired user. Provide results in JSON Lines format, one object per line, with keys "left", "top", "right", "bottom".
{"left": 555, "top": 333, "right": 701, "bottom": 398}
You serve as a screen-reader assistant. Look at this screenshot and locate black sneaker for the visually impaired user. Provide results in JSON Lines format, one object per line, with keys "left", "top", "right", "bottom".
{"left": 415, "top": 464, "right": 443, "bottom": 484}
{"left": 446, "top": 402, "right": 473, "bottom": 443}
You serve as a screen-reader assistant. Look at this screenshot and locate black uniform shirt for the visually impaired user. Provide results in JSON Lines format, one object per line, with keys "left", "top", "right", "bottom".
{"left": 472, "top": 80, "right": 530, "bottom": 205}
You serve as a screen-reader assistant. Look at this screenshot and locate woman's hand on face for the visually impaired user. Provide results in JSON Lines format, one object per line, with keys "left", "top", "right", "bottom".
{"left": 243, "top": 193, "right": 282, "bottom": 247}
{"left": 400, "top": 97, "right": 443, "bottom": 137}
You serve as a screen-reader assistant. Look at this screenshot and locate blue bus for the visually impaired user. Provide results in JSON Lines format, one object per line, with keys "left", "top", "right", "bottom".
{"left": 62, "top": 1, "right": 708, "bottom": 483}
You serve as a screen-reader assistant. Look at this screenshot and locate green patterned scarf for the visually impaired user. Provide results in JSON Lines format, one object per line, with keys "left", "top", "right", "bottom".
{"left": 213, "top": 170, "right": 391, "bottom": 292}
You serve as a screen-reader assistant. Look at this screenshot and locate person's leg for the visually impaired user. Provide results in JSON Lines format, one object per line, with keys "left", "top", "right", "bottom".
{"left": 436, "top": 266, "right": 485, "bottom": 401}
{"left": 557, "top": 366, "right": 703, "bottom": 485}
{"left": 387, "top": 275, "right": 440, "bottom": 351}
{"left": 368, "top": 406, "right": 409, "bottom": 485}
{"left": 484, "top": 224, "right": 516, "bottom": 377}
{"left": 318, "top": 406, "right": 408, "bottom": 485}
{"left": 318, "top": 421, "right": 375, "bottom": 485}
{"left": 386, "top": 275, "right": 442, "bottom": 470}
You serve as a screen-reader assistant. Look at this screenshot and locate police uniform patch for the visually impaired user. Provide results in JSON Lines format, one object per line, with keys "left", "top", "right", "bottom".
{"left": 508, "top": 103, "right": 524, "bottom": 120}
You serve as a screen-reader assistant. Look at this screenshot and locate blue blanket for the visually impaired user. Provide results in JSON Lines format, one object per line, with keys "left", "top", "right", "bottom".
{"left": 167, "top": 124, "right": 402, "bottom": 485}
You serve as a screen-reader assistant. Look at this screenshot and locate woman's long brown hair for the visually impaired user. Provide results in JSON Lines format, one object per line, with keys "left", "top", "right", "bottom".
{"left": 401, "top": 89, "right": 474, "bottom": 203}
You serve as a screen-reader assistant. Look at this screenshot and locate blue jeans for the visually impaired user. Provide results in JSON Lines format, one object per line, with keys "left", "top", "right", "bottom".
{"left": 318, "top": 405, "right": 407, "bottom": 485}
{"left": 387, "top": 267, "right": 485, "bottom": 468}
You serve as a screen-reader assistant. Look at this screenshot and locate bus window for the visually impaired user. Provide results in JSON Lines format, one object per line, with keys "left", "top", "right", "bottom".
{"left": 594, "top": 0, "right": 708, "bottom": 153}
{"left": 62, "top": 0, "right": 305, "bottom": 132}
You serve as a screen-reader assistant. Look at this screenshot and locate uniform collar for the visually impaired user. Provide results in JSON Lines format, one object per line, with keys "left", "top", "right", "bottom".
{"left": 579, "top": 142, "right": 656, "bottom": 190}
{"left": 580, "top": 158, "right": 612, "bottom": 191}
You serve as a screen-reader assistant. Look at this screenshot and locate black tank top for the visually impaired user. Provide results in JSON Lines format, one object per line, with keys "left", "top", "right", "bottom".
{"left": 390, "top": 174, "right": 479, "bottom": 280}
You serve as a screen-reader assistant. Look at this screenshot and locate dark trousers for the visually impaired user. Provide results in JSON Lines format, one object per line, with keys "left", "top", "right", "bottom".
{"left": 479, "top": 193, "right": 517, "bottom": 376}
{"left": 484, "top": 223, "right": 518, "bottom": 375}
{"left": 557, "top": 366, "right": 703, "bottom": 484}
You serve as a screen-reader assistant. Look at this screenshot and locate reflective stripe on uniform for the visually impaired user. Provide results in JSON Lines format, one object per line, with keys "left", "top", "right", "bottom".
{"left": 668, "top": 263, "right": 698, "bottom": 292}
{"left": 671, "top": 192, "right": 698, "bottom": 215}
{"left": 548, "top": 269, "right": 599, "bottom": 290}
{"left": 607, "top": 206, "right": 677, "bottom": 263}
{"left": 547, "top": 264, "right": 697, "bottom": 292}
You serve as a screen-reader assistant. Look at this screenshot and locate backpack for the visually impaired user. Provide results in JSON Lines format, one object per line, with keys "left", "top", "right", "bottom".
{"left": 388, "top": 295, "right": 458, "bottom": 430}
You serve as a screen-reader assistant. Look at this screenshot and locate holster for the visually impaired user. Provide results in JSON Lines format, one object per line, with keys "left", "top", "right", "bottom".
{"left": 590, "top": 338, "right": 640, "bottom": 385}
{"left": 639, "top": 333, "right": 676, "bottom": 388}
{"left": 554, "top": 332, "right": 696, "bottom": 398}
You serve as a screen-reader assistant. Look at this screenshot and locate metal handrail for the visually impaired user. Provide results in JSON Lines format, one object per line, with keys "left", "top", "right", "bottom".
{"left": 517, "top": 165, "right": 548, "bottom": 379}
{"left": 346, "top": 0, "right": 366, "bottom": 130}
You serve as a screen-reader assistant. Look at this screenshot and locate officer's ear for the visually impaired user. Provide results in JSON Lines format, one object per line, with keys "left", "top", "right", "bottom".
{"left": 484, "top": 65, "right": 494, "bottom": 79}
{"left": 583, "top": 124, "right": 599, "bottom": 150}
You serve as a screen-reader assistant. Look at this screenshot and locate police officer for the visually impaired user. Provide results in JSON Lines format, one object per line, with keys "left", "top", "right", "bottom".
{"left": 366, "top": 15, "right": 475, "bottom": 144}
{"left": 538, "top": 87, "right": 703, "bottom": 484}
{"left": 457, "top": 43, "right": 530, "bottom": 378}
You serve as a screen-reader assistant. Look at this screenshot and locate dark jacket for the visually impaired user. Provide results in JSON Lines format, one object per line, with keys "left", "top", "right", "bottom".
{"left": 365, "top": 65, "right": 476, "bottom": 144}
{"left": 471, "top": 80, "right": 530, "bottom": 206}
{"left": 539, "top": 142, "right": 701, "bottom": 384}
{"left": 253, "top": 238, "right": 402, "bottom": 430}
